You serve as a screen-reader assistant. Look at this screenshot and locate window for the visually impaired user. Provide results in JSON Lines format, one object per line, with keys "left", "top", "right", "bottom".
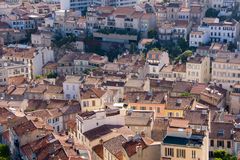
{"left": 210, "top": 140, "right": 214, "bottom": 147}
{"left": 176, "top": 112, "right": 179, "bottom": 117}
{"left": 192, "top": 150, "right": 196, "bottom": 158}
{"left": 83, "top": 101, "right": 89, "bottom": 107}
{"left": 149, "top": 107, "right": 152, "bottom": 110}
{"left": 66, "top": 94, "right": 70, "bottom": 99}
{"left": 157, "top": 107, "right": 160, "bottom": 113}
{"left": 217, "top": 140, "right": 224, "bottom": 147}
{"left": 92, "top": 100, "right": 96, "bottom": 106}
{"left": 227, "top": 141, "right": 231, "bottom": 148}
{"left": 140, "top": 106, "right": 146, "bottom": 110}
{"left": 177, "top": 149, "right": 185, "bottom": 158}
{"left": 165, "top": 148, "right": 174, "bottom": 157}
{"left": 131, "top": 106, "right": 136, "bottom": 109}
{"left": 168, "top": 112, "right": 173, "bottom": 117}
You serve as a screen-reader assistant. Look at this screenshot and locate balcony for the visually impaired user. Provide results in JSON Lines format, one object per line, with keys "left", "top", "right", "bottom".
{"left": 107, "top": 22, "right": 115, "bottom": 27}
{"left": 124, "top": 23, "right": 133, "bottom": 28}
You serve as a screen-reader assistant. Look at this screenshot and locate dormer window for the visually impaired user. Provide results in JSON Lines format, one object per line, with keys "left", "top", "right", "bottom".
{"left": 217, "top": 130, "right": 224, "bottom": 136}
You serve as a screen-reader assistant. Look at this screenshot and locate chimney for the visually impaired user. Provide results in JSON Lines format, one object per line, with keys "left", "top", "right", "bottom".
{"left": 140, "top": 131, "right": 145, "bottom": 137}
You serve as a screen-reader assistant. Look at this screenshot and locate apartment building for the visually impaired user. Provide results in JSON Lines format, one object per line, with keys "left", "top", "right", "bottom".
{"left": 8, "top": 117, "right": 53, "bottom": 157}
{"left": 80, "top": 87, "right": 112, "bottom": 112}
{"left": 124, "top": 91, "right": 166, "bottom": 117}
{"left": 0, "top": 29, "right": 26, "bottom": 44}
{"left": 31, "top": 31, "right": 53, "bottom": 47}
{"left": 186, "top": 55, "right": 210, "bottom": 83}
{"left": 155, "top": 5, "right": 167, "bottom": 26}
{"left": 74, "top": 54, "right": 93, "bottom": 74}
{"left": 177, "top": 7, "right": 190, "bottom": 22}
{"left": 63, "top": 75, "right": 84, "bottom": 100}
{"left": 210, "top": 0, "right": 236, "bottom": 10}
{"left": 1, "top": 8, "right": 39, "bottom": 30}
{"left": 189, "top": 31, "right": 208, "bottom": 47}
{"left": 0, "top": 59, "right": 28, "bottom": 85}
{"left": 164, "top": 96, "right": 194, "bottom": 118}
{"left": 125, "top": 110, "right": 154, "bottom": 137}
{"left": 190, "top": 4, "right": 205, "bottom": 24}
{"left": 57, "top": 53, "right": 78, "bottom": 76}
{"left": 166, "top": 3, "right": 181, "bottom": 22}
{"left": 87, "top": 6, "right": 156, "bottom": 41}
{"left": 198, "top": 18, "right": 240, "bottom": 44}
{"left": 53, "top": 10, "right": 86, "bottom": 37}
{"left": 158, "top": 20, "right": 191, "bottom": 41}
{"left": 60, "top": 0, "right": 139, "bottom": 11}
{"left": 146, "top": 49, "right": 169, "bottom": 78}
{"left": 209, "top": 122, "right": 235, "bottom": 157}
{"left": 76, "top": 109, "right": 126, "bottom": 148}
{"left": 159, "top": 63, "right": 187, "bottom": 81}
{"left": 161, "top": 118, "right": 209, "bottom": 160}
{"left": 212, "top": 53, "right": 240, "bottom": 89}
{"left": 2, "top": 45, "right": 54, "bottom": 79}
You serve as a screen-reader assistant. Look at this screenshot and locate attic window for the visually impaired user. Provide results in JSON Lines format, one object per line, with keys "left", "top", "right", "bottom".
{"left": 176, "top": 99, "right": 182, "bottom": 106}
{"left": 217, "top": 130, "right": 224, "bottom": 136}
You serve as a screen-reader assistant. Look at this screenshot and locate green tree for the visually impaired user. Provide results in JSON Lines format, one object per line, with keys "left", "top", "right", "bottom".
{"left": 52, "top": 33, "right": 77, "bottom": 48}
{"left": 177, "top": 38, "right": 189, "bottom": 52}
{"left": 228, "top": 42, "right": 236, "bottom": 52}
{"left": 35, "top": 75, "right": 42, "bottom": 79}
{"left": 175, "top": 50, "right": 193, "bottom": 63}
{"left": 130, "top": 43, "right": 137, "bottom": 54}
{"left": 0, "top": 144, "right": 10, "bottom": 160}
{"left": 205, "top": 8, "right": 220, "bottom": 17}
{"left": 83, "top": 68, "right": 91, "bottom": 75}
{"left": 147, "top": 30, "right": 158, "bottom": 39}
{"left": 214, "top": 150, "right": 237, "bottom": 160}
{"left": 180, "top": 92, "right": 192, "bottom": 97}
{"left": 170, "top": 45, "right": 182, "bottom": 59}
{"left": 46, "top": 72, "right": 58, "bottom": 78}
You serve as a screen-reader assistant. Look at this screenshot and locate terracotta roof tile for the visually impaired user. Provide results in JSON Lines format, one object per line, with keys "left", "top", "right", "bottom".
{"left": 103, "top": 135, "right": 127, "bottom": 159}
{"left": 83, "top": 125, "right": 123, "bottom": 141}
{"left": 166, "top": 97, "right": 194, "bottom": 110}
{"left": 190, "top": 83, "right": 207, "bottom": 95}
{"left": 92, "top": 144, "right": 103, "bottom": 159}
{"left": 210, "top": 122, "right": 234, "bottom": 140}
{"left": 81, "top": 88, "right": 106, "bottom": 99}
{"left": 122, "top": 135, "right": 147, "bottom": 157}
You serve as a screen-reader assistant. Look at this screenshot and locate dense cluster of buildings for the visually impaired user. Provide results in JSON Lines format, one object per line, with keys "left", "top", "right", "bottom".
{"left": 1, "top": 0, "right": 240, "bottom": 159}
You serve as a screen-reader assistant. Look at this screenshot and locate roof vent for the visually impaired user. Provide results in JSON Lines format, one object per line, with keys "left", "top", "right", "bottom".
{"left": 176, "top": 99, "right": 182, "bottom": 106}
